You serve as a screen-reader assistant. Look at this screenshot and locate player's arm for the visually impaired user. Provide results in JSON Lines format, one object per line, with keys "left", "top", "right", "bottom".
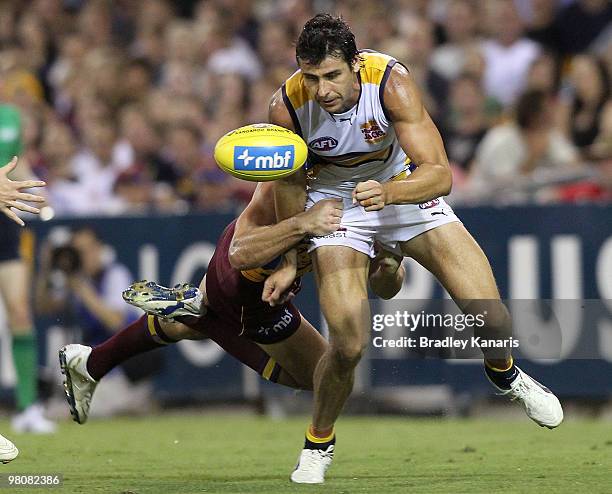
{"left": 353, "top": 65, "right": 452, "bottom": 211}
{"left": 268, "top": 89, "right": 309, "bottom": 223}
{"left": 229, "top": 183, "right": 342, "bottom": 271}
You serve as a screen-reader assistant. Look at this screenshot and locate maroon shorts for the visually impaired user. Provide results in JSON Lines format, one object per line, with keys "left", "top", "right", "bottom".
{"left": 188, "top": 220, "right": 302, "bottom": 380}
{"left": 203, "top": 220, "right": 302, "bottom": 345}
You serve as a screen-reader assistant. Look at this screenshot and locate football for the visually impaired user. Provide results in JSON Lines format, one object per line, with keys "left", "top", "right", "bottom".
{"left": 214, "top": 124, "right": 308, "bottom": 181}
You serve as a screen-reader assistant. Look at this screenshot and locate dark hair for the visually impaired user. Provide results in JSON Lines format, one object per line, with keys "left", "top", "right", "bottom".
{"left": 296, "top": 14, "right": 358, "bottom": 66}
{"left": 516, "top": 90, "right": 547, "bottom": 129}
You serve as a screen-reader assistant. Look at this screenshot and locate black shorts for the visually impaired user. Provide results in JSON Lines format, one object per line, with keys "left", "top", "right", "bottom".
{"left": 0, "top": 214, "right": 21, "bottom": 263}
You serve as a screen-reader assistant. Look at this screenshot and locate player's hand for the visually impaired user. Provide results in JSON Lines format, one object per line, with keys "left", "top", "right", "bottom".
{"left": 368, "top": 244, "right": 405, "bottom": 300}
{"left": 299, "top": 198, "right": 343, "bottom": 236}
{"left": 370, "top": 244, "right": 403, "bottom": 275}
{"left": 262, "top": 263, "right": 298, "bottom": 307}
{"left": 353, "top": 180, "right": 388, "bottom": 211}
{"left": 0, "top": 157, "right": 46, "bottom": 226}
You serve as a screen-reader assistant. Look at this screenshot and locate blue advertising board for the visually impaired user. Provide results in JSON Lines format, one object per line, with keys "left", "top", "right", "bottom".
{"left": 0, "top": 204, "right": 610, "bottom": 402}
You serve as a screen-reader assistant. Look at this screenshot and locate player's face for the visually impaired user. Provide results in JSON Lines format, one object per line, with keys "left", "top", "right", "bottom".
{"left": 299, "top": 55, "right": 361, "bottom": 113}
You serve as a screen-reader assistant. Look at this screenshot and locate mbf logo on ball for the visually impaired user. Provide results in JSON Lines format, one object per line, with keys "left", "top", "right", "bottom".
{"left": 234, "top": 146, "right": 294, "bottom": 170}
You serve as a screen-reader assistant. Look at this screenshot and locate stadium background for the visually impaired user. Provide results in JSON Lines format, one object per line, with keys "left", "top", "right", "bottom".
{"left": 0, "top": 0, "right": 610, "bottom": 491}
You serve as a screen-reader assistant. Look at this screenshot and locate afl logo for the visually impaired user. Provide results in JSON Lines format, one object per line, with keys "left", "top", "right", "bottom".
{"left": 309, "top": 136, "right": 338, "bottom": 152}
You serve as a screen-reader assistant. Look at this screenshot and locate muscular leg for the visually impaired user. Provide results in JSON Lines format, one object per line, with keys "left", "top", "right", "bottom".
{"left": 194, "top": 274, "right": 326, "bottom": 389}
{"left": 86, "top": 271, "right": 324, "bottom": 392}
{"left": 399, "top": 222, "right": 564, "bottom": 428}
{"left": 258, "top": 316, "right": 328, "bottom": 390}
{"left": 310, "top": 246, "right": 370, "bottom": 433}
{"left": 399, "top": 222, "right": 511, "bottom": 366}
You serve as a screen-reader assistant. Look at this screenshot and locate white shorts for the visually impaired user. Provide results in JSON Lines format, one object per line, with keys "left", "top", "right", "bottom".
{"left": 306, "top": 190, "right": 461, "bottom": 258}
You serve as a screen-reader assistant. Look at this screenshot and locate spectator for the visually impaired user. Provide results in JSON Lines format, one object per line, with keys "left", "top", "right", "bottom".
{"left": 47, "top": 32, "right": 88, "bottom": 118}
{"left": 71, "top": 120, "right": 128, "bottom": 215}
{"left": 442, "top": 74, "right": 493, "bottom": 174}
{"left": 256, "top": 19, "right": 295, "bottom": 76}
{"left": 381, "top": 15, "right": 449, "bottom": 123}
{"left": 164, "top": 122, "right": 226, "bottom": 208}
{"left": 0, "top": 0, "right": 606, "bottom": 211}
{"left": 553, "top": 99, "right": 612, "bottom": 202}
{"left": 481, "top": 0, "right": 541, "bottom": 107}
{"left": 559, "top": 55, "right": 611, "bottom": 153}
{"left": 16, "top": 12, "right": 54, "bottom": 97}
{"left": 113, "top": 104, "right": 184, "bottom": 212}
{"left": 121, "top": 58, "right": 156, "bottom": 105}
{"left": 0, "top": 42, "right": 46, "bottom": 111}
{"left": 525, "top": 51, "right": 561, "bottom": 96}
{"left": 524, "top": 0, "right": 559, "bottom": 50}
{"left": 164, "top": 121, "right": 254, "bottom": 212}
{"left": 469, "top": 89, "right": 580, "bottom": 195}
{"left": 430, "top": 0, "right": 481, "bottom": 81}
{"left": 203, "top": 10, "right": 262, "bottom": 81}
{"left": 589, "top": 101, "right": 612, "bottom": 162}
{"left": 77, "top": 0, "right": 113, "bottom": 48}
{"left": 39, "top": 121, "right": 91, "bottom": 217}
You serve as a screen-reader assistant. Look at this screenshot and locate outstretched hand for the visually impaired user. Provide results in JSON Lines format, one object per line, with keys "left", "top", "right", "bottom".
{"left": 0, "top": 157, "right": 46, "bottom": 226}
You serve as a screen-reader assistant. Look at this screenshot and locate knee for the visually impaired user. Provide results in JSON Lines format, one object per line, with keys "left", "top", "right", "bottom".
{"left": 326, "top": 306, "right": 367, "bottom": 339}
{"left": 330, "top": 340, "right": 366, "bottom": 369}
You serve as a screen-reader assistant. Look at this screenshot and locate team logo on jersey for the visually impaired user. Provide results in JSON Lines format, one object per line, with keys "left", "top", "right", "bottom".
{"left": 309, "top": 136, "right": 338, "bottom": 152}
{"left": 360, "top": 120, "right": 386, "bottom": 144}
{"left": 234, "top": 146, "right": 294, "bottom": 170}
{"left": 418, "top": 199, "right": 440, "bottom": 209}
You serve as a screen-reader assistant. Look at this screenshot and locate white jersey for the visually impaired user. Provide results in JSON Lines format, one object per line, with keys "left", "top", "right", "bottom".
{"left": 282, "top": 50, "right": 412, "bottom": 198}
{"left": 282, "top": 50, "right": 460, "bottom": 257}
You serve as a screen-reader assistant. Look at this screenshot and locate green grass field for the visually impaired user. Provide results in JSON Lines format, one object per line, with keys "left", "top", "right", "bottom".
{"left": 1, "top": 414, "right": 610, "bottom": 493}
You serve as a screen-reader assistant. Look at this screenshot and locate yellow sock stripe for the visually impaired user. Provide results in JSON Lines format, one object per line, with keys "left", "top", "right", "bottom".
{"left": 262, "top": 358, "right": 277, "bottom": 380}
{"left": 147, "top": 315, "right": 168, "bottom": 345}
{"left": 485, "top": 357, "right": 513, "bottom": 372}
{"left": 306, "top": 427, "right": 335, "bottom": 444}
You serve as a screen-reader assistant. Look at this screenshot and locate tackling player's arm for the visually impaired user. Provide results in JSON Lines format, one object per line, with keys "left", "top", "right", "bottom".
{"left": 229, "top": 182, "right": 342, "bottom": 271}
{"left": 268, "top": 89, "right": 309, "bottom": 222}
{"left": 353, "top": 64, "right": 452, "bottom": 211}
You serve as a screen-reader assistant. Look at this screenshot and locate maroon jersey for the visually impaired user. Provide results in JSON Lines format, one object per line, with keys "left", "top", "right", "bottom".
{"left": 186, "top": 220, "right": 304, "bottom": 382}
{"left": 203, "top": 220, "right": 302, "bottom": 344}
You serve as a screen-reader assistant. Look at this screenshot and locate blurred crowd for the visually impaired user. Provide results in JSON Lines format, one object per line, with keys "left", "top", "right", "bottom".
{"left": 0, "top": 0, "right": 610, "bottom": 216}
